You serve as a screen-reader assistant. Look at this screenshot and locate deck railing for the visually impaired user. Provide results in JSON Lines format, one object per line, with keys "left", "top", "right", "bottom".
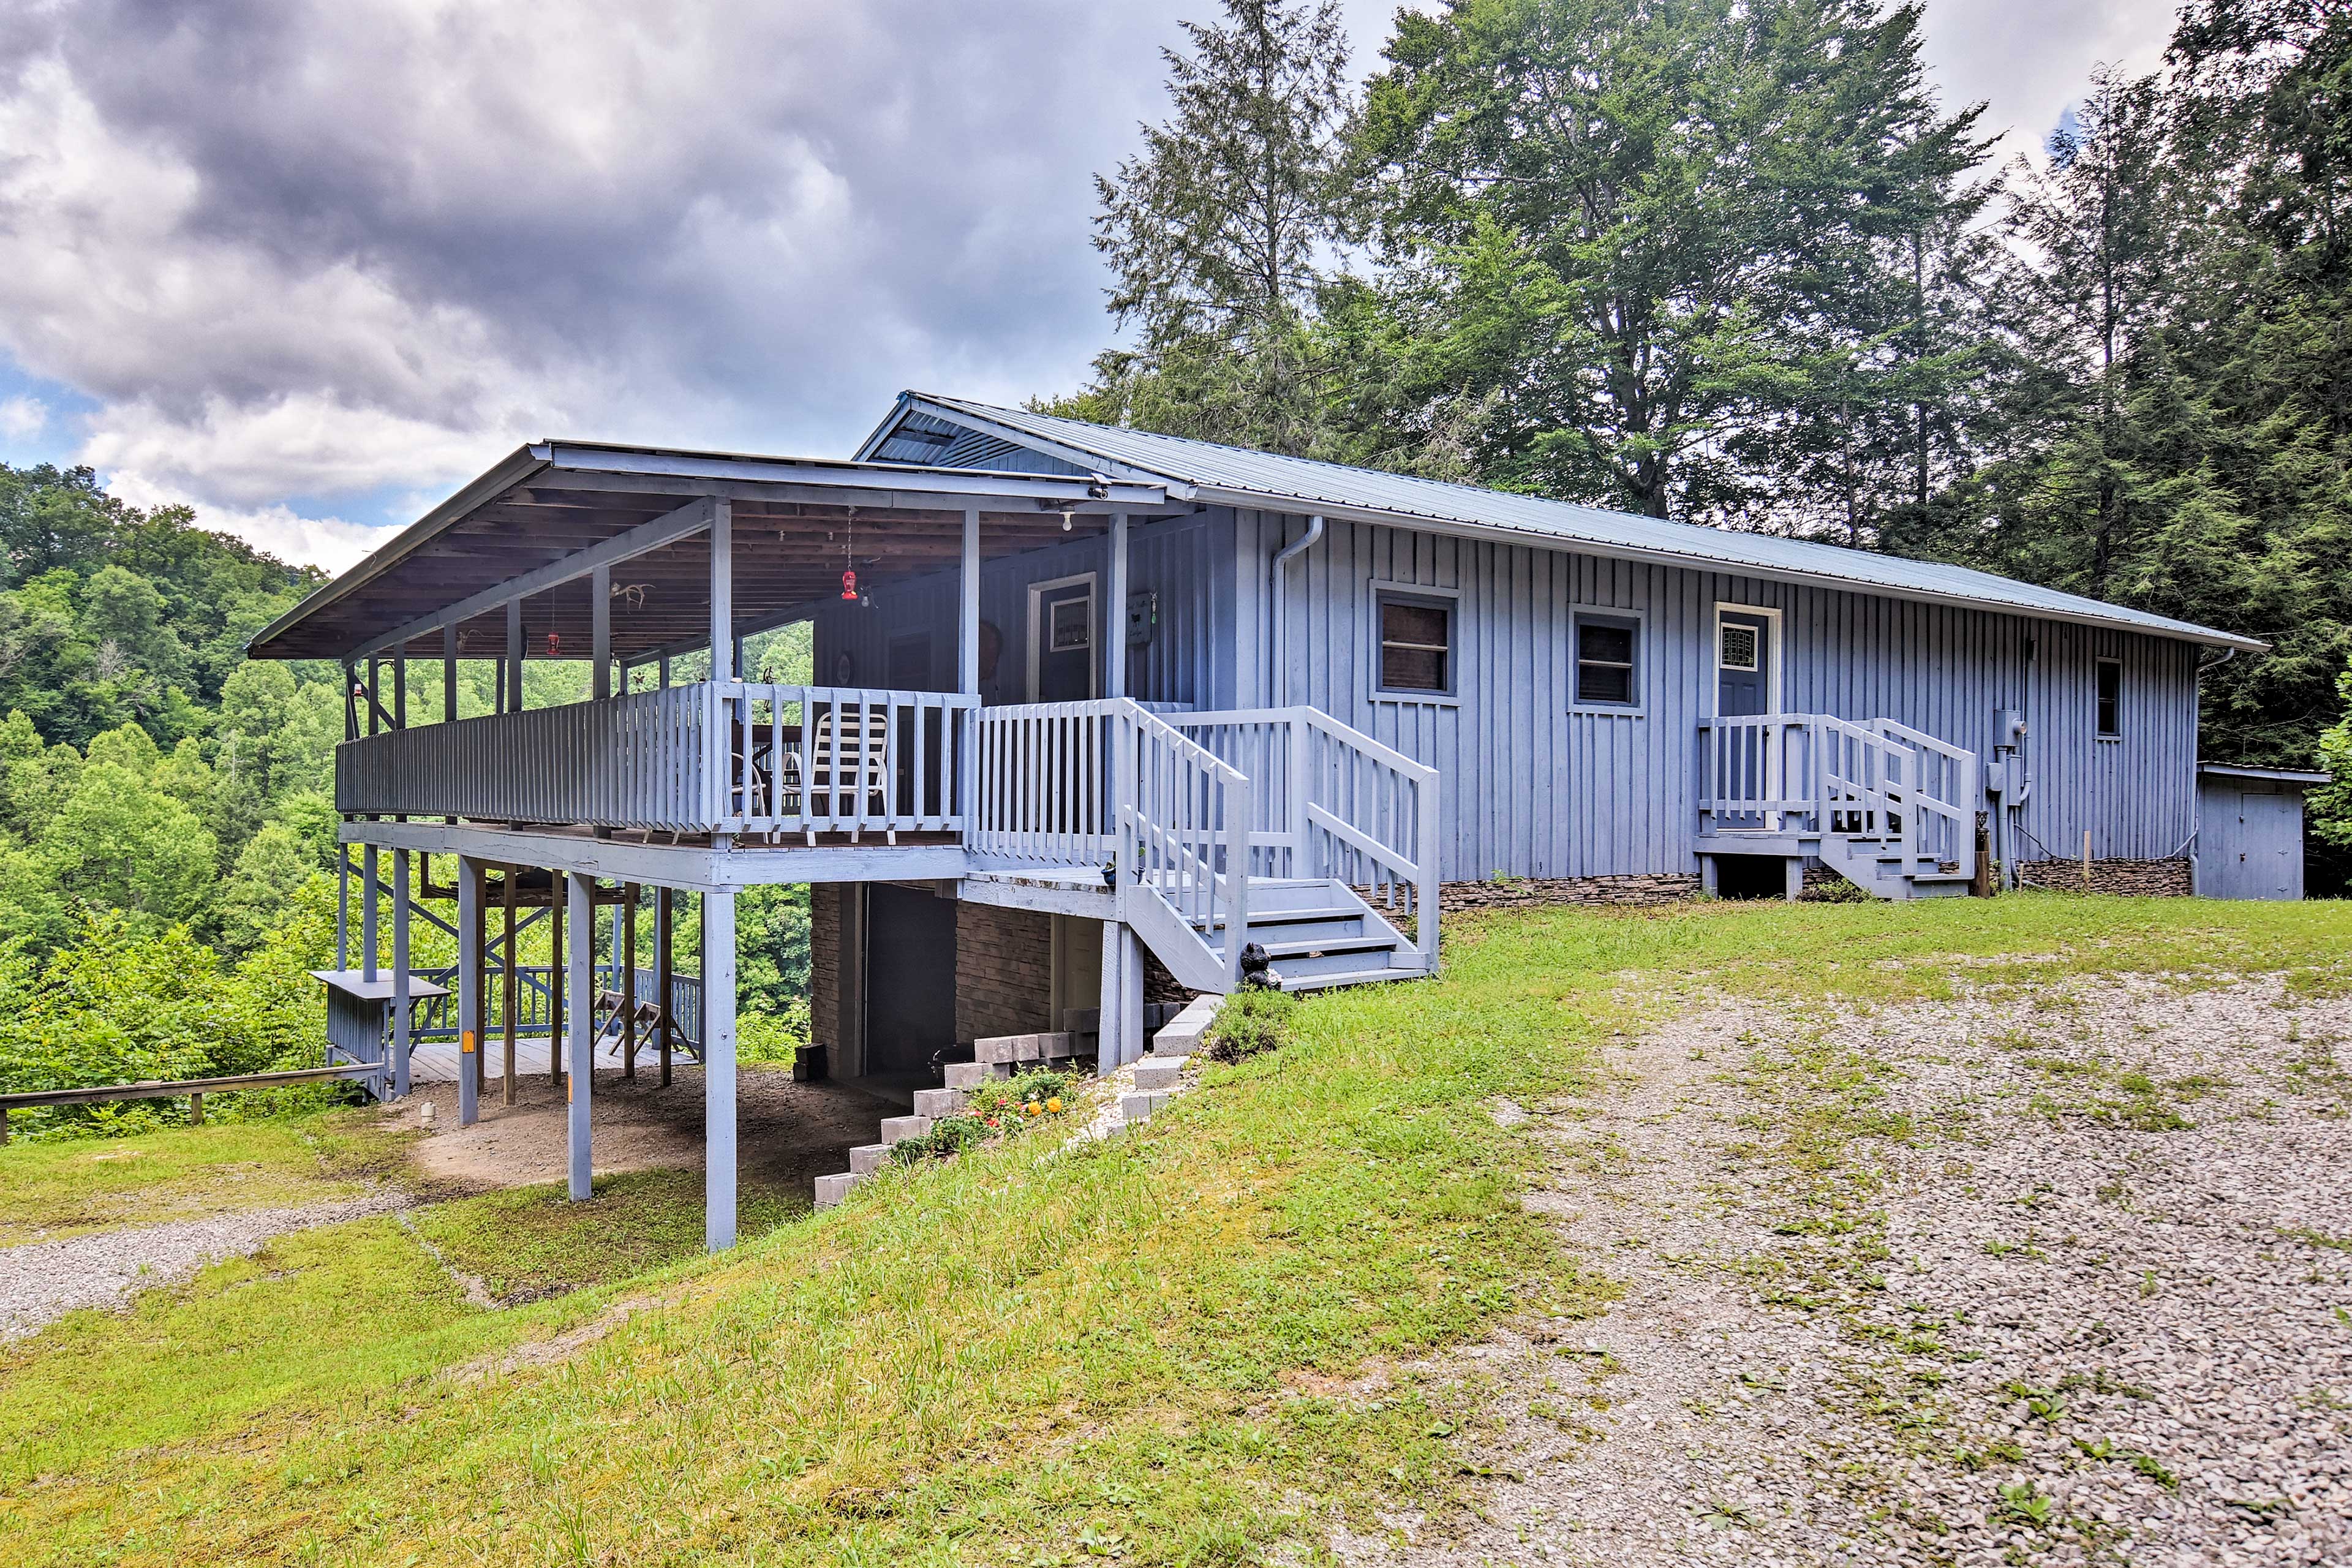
{"left": 1169, "top": 707, "right": 1441, "bottom": 966}
{"left": 336, "top": 682, "right": 976, "bottom": 839}
{"left": 401, "top": 963, "right": 703, "bottom": 1052}
{"left": 970, "top": 701, "right": 1115, "bottom": 865}
{"left": 1700, "top": 713, "right": 1977, "bottom": 877}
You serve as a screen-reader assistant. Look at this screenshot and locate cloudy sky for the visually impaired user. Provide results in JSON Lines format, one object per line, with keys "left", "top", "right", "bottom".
{"left": 0, "top": 0, "right": 2177, "bottom": 570}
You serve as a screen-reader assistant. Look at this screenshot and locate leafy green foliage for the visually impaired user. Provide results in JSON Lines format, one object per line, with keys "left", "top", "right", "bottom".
{"left": 1204, "top": 986, "right": 1296, "bottom": 1062}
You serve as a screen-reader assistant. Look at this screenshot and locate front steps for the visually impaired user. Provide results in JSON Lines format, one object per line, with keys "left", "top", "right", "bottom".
{"left": 1176, "top": 878, "right": 1428, "bottom": 992}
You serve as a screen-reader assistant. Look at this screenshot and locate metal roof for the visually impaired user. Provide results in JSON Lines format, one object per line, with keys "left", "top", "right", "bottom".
{"left": 869, "top": 391, "right": 2266, "bottom": 652}
{"left": 2197, "top": 763, "right": 2331, "bottom": 786}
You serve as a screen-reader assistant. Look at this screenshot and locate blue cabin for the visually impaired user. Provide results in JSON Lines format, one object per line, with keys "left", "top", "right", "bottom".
{"left": 254, "top": 391, "right": 2264, "bottom": 1244}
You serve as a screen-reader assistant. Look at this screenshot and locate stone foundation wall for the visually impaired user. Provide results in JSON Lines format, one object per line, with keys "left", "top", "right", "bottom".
{"left": 955, "top": 901, "right": 1054, "bottom": 1043}
{"left": 2016, "top": 857, "right": 2193, "bottom": 897}
{"left": 1143, "top": 947, "right": 1194, "bottom": 1007}
{"left": 1438, "top": 873, "right": 1703, "bottom": 913}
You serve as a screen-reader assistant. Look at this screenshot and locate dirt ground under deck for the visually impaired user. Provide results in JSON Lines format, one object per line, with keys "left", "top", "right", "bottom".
{"left": 381, "top": 1065, "right": 897, "bottom": 1197}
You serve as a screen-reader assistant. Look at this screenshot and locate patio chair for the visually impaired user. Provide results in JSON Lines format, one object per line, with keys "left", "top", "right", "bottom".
{"left": 804, "top": 704, "right": 893, "bottom": 844}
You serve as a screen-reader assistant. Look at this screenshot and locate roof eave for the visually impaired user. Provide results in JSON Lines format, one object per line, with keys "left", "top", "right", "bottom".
{"left": 897, "top": 392, "right": 1198, "bottom": 497}
{"left": 247, "top": 443, "right": 549, "bottom": 661}
{"left": 1183, "top": 483, "right": 2269, "bottom": 654}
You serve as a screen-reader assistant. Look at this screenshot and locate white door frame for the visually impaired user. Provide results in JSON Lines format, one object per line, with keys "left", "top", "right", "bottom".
{"left": 1027, "top": 572, "right": 1099, "bottom": 701}
{"left": 1711, "top": 601, "right": 1789, "bottom": 832}
{"left": 1709, "top": 600, "right": 1785, "bottom": 717}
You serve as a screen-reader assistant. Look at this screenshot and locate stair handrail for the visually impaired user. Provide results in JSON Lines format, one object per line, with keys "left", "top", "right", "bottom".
{"left": 1868, "top": 718, "right": 1978, "bottom": 877}
{"left": 1166, "top": 706, "right": 1440, "bottom": 970}
{"left": 1117, "top": 701, "right": 1253, "bottom": 988}
{"left": 1292, "top": 706, "right": 1440, "bottom": 967}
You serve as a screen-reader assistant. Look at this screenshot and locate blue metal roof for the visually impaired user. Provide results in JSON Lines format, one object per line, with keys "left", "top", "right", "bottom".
{"left": 869, "top": 391, "right": 2263, "bottom": 652}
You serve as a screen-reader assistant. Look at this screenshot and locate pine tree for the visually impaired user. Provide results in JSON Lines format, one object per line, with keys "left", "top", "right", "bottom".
{"left": 1054, "top": 0, "right": 1358, "bottom": 454}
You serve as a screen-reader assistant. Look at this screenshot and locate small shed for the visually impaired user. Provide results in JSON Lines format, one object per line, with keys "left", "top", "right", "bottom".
{"left": 310, "top": 969, "right": 447, "bottom": 1098}
{"left": 2195, "top": 764, "right": 2329, "bottom": 900}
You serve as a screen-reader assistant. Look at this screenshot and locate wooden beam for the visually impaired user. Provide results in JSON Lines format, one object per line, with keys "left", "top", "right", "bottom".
{"left": 704, "top": 888, "right": 737, "bottom": 1251}
{"left": 567, "top": 872, "right": 594, "bottom": 1202}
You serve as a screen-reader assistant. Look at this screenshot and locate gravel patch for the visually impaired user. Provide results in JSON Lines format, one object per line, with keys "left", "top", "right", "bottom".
{"left": 0, "top": 1188, "right": 413, "bottom": 1343}
{"left": 1340, "top": 973, "right": 2352, "bottom": 1568}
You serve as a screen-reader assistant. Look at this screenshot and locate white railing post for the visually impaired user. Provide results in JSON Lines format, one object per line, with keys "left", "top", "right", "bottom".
{"left": 1417, "top": 764, "right": 1441, "bottom": 967}
{"left": 1287, "top": 706, "right": 1310, "bottom": 881}
{"left": 1224, "top": 771, "right": 1253, "bottom": 988}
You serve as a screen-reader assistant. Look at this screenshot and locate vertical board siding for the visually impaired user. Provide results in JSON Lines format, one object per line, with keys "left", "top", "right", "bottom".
{"left": 1236, "top": 511, "right": 2203, "bottom": 880}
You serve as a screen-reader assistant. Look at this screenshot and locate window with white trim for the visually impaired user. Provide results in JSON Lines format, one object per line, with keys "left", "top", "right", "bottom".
{"left": 1573, "top": 612, "right": 1641, "bottom": 707}
{"left": 1376, "top": 592, "right": 1454, "bottom": 696}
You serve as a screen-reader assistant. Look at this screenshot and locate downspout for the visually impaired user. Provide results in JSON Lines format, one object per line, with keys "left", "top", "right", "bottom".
{"left": 1268, "top": 514, "right": 1325, "bottom": 707}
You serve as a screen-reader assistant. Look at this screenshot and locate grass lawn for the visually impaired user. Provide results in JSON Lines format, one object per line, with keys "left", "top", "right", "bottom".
{"left": 0, "top": 1109, "right": 413, "bottom": 1246}
{"left": 2, "top": 892, "right": 2347, "bottom": 1566}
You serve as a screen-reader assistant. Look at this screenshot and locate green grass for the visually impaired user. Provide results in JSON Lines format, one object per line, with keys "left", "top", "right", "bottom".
{"left": 408, "top": 1168, "right": 808, "bottom": 1302}
{"left": 0, "top": 1110, "right": 413, "bottom": 1246}
{"left": 4, "top": 891, "right": 2350, "bottom": 1566}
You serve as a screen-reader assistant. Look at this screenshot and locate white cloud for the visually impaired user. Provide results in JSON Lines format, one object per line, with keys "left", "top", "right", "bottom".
{"left": 1918, "top": 0, "right": 2176, "bottom": 166}
{"left": 0, "top": 0, "right": 2179, "bottom": 554}
{"left": 102, "top": 469, "right": 393, "bottom": 571}
{"left": 0, "top": 395, "right": 46, "bottom": 441}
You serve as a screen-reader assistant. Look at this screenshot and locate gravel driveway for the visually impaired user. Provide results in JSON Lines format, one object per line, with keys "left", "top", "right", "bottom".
{"left": 1341, "top": 972, "right": 2351, "bottom": 1568}
{"left": 0, "top": 1189, "right": 412, "bottom": 1343}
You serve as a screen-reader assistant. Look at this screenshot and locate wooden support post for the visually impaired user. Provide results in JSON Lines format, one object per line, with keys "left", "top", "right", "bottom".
{"left": 1098, "top": 920, "right": 1144, "bottom": 1070}
{"left": 505, "top": 598, "right": 524, "bottom": 712}
{"left": 502, "top": 866, "right": 519, "bottom": 1106}
{"left": 393, "top": 849, "right": 412, "bottom": 1098}
{"left": 549, "top": 870, "right": 566, "bottom": 1087}
{"left": 361, "top": 845, "right": 379, "bottom": 980}
{"left": 458, "top": 855, "right": 481, "bottom": 1128}
{"left": 335, "top": 847, "right": 349, "bottom": 970}
{"left": 655, "top": 886, "right": 674, "bottom": 1088}
{"left": 2082, "top": 829, "right": 2093, "bottom": 889}
{"left": 704, "top": 888, "right": 737, "bottom": 1251}
{"left": 367, "top": 656, "right": 380, "bottom": 736}
{"left": 1104, "top": 511, "right": 1128, "bottom": 700}
{"left": 622, "top": 883, "right": 639, "bottom": 1079}
{"left": 592, "top": 563, "right": 612, "bottom": 701}
{"left": 442, "top": 624, "right": 458, "bottom": 723}
{"left": 567, "top": 872, "right": 594, "bottom": 1201}
{"left": 710, "top": 499, "right": 733, "bottom": 682}
{"left": 1784, "top": 856, "right": 1803, "bottom": 902}
{"left": 190, "top": 1091, "right": 204, "bottom": 1126}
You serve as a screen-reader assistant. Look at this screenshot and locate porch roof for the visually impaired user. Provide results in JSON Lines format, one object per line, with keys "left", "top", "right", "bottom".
{"left": 247, "top": 441, "right": 1175, "bottom": 663}
{"left": 862, "top": 393, "right": 2267, "bottom": 654}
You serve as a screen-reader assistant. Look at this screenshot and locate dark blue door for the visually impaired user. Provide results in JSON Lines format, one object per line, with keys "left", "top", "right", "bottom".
{"left": 1717, "top": 611, "right": 1776, "bottom": 828}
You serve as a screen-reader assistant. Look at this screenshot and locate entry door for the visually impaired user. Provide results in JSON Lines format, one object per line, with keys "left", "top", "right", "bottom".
{"left": 864, "top": 884, "right": 957, "bottom": 1078}
{"left": 1717, "top": 611, "right": 1774, "bottom": 717}
{"left": 1716, "top": 609, "right": 1777, "bottom": 829}
{"left": 1031, "top": 578, "right": 1096, "bottom": 702}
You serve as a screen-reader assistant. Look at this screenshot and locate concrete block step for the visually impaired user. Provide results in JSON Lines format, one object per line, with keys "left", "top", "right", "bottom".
{"left": 879, "top": 1114, "right": 933, "bottom": 1145}
{"left": 974, "top": 1031, "right": 1074, "bottom": 1066}
{"left": 912, "top": 1086, "right": 968, "bottom": 1120}
{"left": 942, "top": 1060, "right": 1001, "bottom": 1090}
{"left": 1120, "top": 1091, "right": 1173, "bottom": 1123}
{"left": 1152, "top": 995, "right": 1223, "bottom": 1057}
{"left": 815, "top": 1170, "right": 865, "bottom": 1209}
{"left": 1131, "top": 1060, "right": 1185, "bottom": 1093}
{"left": 848, "top": 1142, "right": 892, "bottom": 1175}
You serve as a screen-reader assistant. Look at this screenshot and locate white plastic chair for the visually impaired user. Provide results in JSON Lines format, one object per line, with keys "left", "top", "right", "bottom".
{"left": 805, "top": 704, "right": 892, "bottom": 843}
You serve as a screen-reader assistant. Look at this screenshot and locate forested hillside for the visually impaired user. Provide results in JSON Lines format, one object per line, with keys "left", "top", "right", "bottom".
{"left": 0, "top": 463, "right": 810, "bottom": 1132}
{"left": 1058, "top": 0, "right": 2352, "bottom": 790}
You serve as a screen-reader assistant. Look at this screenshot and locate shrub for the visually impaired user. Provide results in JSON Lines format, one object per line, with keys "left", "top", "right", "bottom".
{"left": 1202, "top": 987, "right": 1295, "bottom": 1063}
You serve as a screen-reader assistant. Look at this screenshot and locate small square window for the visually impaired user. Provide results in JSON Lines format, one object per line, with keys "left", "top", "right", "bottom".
{"left": 1049, "top": 597, "right": 1091, "bottom": 652}
{"left": 1574, "top": 613, "right": 1641, "bottom": 707}
{"left": 1720, "top": 624, "right": 1760, "bottom": 672}
{"left": 2095, "top": 658, "right": 2122, "bottom": 737}
{"left": 1378, "top": 594, "right": 1453, "bottom": 695}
